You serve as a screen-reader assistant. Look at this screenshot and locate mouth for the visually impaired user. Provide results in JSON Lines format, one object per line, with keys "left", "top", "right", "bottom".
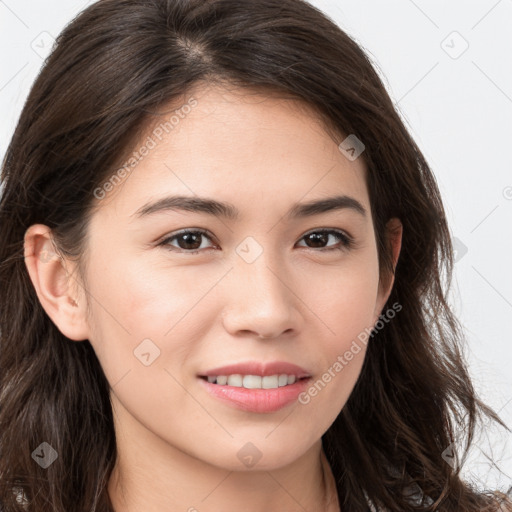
{"left": 197, "top": 361, "right": 312, "bottom": 413}
{"left": 199, "top": 374, "right": 309, "bottom": 389}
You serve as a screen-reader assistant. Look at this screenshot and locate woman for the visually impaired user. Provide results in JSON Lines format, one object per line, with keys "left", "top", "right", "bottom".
{"left": 0, "top": 0, "right": 510, "bottom": 510}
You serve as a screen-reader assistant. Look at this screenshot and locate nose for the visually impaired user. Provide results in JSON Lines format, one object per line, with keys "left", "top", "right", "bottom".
{"left": 220, "top": 253, "right": 301, "bottom": 340}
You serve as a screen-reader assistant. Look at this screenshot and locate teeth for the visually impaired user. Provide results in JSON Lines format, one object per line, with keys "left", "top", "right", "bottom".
{"left": 205, "top": 374, "right": 300, "bottom": 389}
{"left": 243, "top": 375, "right": 261, "bottom": 389}
{"left": 227, "top": 374, "right": 243, "bottom": 387}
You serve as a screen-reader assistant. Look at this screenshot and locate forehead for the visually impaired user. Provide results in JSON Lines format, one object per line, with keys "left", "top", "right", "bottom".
{"left": 92, "top": 83, "right": 369, "bottom": 222}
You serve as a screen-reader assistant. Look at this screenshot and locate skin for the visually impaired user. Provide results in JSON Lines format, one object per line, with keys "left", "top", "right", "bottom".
{"left": 24, "top": 83, "right": 402, "bottom": 512}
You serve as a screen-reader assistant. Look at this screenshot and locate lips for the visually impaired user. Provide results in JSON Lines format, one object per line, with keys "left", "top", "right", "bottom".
{"left": 198, "top": 361, "right": 311, "bottom": 379}
{"left": 197, "top": 361, "right": 312, "bottom": 413}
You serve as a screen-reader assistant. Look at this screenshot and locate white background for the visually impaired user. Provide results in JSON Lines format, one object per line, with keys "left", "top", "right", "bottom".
{"left": 1, "top": 0, "right": 511, "bottom": 492}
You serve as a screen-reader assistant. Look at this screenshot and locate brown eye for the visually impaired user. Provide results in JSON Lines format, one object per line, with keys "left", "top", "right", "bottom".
{"left": 158, "top": 229, "right": 215, "bottom": 253}
{"left": 157, "top": 228, "right": 353, "bottom": 255}
{"left": 296, "top": 229, "right": 353, "bottom": 251}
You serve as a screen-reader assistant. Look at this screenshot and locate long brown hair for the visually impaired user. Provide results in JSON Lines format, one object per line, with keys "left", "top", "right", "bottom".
{"left": 0, "top": 0, "right": 510, "bottom": 510}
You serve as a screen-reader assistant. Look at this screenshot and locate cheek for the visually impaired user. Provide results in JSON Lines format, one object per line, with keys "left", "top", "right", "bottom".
{"left": 87, "top": 250, "right": 202, "bottom": 334}
{"left": 295, "top": 256, "right": 379, "bottom": 423}
{"left": 120, "top": 256, "right": 228, "bottom": 330}
{"left": 297, "top": 307, "right": 371, "bottom": 438}
{"left": 312, "top": 254, "right": 380, "bottom": 347}
{"left": 83, "top": 256, "right": 208, "bottom": 432}
{"left": 83, "top": 253, "right": 225, "bottom": 382}
{"left": 297, "top": 346, "right": 367, "bottom": 442}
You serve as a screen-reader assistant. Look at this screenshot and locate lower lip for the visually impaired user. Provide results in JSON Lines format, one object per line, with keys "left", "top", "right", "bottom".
{"left": 198, "top": 377, "right": 311, "bottom": 413}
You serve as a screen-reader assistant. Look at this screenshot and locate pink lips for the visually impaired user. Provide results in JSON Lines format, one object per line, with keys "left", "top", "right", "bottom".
{"left": 198, "top": 361, "right": 312, "bottom": 413}
{"left": 199, "top": 361, "right": 311, "bottom": 379}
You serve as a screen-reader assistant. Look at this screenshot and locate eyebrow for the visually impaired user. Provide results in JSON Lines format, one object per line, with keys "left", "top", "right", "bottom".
{"left": 132, "top": 194, "right": 367, "bottom": 221}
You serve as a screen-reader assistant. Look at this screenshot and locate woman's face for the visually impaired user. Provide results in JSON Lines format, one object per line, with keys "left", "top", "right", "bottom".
{"left": 34, "top": 84, "right": 400, "bottom": 472}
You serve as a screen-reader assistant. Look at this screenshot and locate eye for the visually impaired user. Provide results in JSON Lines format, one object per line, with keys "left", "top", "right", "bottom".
{"left": 295, "top": 229, "right": 353, "bottom": 252}
{"left": 157, "top": 229, "right": 217, "bottom": 253}
{"left": 157, "top": 228, "right": 354, "bottom": 254}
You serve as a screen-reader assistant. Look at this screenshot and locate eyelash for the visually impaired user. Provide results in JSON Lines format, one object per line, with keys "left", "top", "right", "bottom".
{"left": 157, "top": 228, "right": 354, "bottom": 254}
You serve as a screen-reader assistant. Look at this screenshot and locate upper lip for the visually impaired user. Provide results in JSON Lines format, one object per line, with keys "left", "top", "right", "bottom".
{"left": 199, "top": 361, "right": 311, "bottom": 379}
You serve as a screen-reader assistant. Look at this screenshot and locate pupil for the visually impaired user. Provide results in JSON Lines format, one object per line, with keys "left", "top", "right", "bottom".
{"left": 180, "top": 233, "right": 201, "bottom": 250}
{"left": 307, "top": 232, "right": 327, "bottom": 248}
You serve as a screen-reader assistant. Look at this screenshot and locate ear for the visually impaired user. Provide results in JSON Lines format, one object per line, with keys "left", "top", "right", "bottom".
{"left": 373, "top": 217, "right": 402, "bottom": 323}
{"left": 23, "top": 224, "right": 89, "bottom": 341}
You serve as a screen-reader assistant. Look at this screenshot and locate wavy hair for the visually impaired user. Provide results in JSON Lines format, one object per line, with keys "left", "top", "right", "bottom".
{"left": 0, "top": 0, "right": 510, "bottom": 510}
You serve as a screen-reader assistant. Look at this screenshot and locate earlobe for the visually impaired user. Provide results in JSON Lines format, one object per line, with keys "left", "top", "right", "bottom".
{"left": 23, "top": 224, "right": 89, "bottom": 341}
